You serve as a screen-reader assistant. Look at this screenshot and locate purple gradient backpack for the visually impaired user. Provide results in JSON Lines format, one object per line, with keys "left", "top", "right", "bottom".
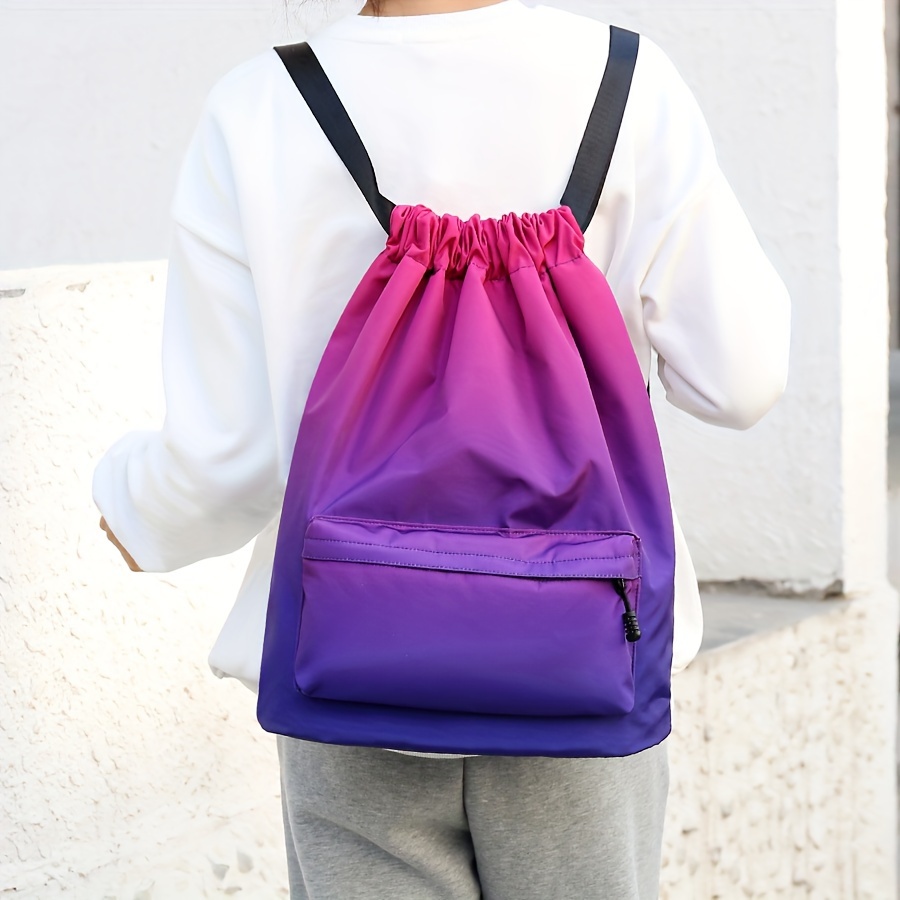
{"left": 258, "top": 27, "right": 676, "bottom": 757}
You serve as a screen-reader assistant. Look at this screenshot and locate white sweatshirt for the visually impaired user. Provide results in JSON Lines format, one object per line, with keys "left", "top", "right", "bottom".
{"left": 93, "top": 1, "right": 790, "bottom": 691}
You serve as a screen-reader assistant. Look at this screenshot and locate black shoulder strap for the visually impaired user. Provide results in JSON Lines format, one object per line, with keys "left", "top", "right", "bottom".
{"left": 560, "top": 26, "right": 640, "bottom": 233}
{"left": 276, "top": 29, "right": 637, "bottom": 235}
{"left": 274, "top": 43, "right": 396, "bottom": 232}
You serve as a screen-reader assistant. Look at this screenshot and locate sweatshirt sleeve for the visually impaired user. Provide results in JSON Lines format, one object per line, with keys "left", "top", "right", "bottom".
{"left": 624, "top": 40, "right": 791, "bottom": 429}
{"left": 92, "top": 94, "right": 282, "bottom": 572}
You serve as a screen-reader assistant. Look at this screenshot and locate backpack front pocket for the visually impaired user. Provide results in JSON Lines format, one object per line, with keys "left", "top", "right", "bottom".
{"left": 296, "top": 516, "right": 642, "bottom": 717}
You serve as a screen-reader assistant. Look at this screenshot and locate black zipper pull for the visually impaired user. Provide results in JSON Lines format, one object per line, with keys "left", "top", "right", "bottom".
{"left": 613, "top": 578, "right": 642, "bottom": 643}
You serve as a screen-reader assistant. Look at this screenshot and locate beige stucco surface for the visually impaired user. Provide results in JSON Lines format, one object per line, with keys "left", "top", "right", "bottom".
{"left": 1, "top": 265, "right": 286, "bottom": 897}
{"left": 662, "top": 588, "right": 898, "bottom": 900}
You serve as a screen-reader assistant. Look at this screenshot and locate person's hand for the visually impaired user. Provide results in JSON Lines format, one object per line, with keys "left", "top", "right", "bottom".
{"left": 99, "top": 517, "right": 143, "bottom": 572}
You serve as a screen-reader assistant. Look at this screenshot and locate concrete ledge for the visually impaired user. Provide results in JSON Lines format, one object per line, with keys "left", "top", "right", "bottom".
{"left": 699, "top": 588, "right": 851, "bottom": 653}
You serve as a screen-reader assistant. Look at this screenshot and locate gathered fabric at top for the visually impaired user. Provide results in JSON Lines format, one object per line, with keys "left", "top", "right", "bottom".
{"left": 386, "top": 204, "right": 587, "bottom": 280}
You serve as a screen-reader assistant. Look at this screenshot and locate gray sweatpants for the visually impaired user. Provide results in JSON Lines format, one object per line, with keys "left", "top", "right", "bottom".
{"left": 278, "top": 737, "right": 668, "bottom": 900}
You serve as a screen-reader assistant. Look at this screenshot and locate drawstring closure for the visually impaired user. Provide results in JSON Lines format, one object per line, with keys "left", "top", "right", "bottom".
{"left": 385, "top": 204, "right": 586, "bottom": 279}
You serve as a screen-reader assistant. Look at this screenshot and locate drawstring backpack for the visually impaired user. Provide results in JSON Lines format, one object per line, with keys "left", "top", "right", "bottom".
{"left": 258, "top": 27, "right": 676, "bottom": 758}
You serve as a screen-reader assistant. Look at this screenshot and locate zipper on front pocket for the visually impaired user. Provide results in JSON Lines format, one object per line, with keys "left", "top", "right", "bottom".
{"left": 613, "top": 578, "right": 642, "bottom": 643}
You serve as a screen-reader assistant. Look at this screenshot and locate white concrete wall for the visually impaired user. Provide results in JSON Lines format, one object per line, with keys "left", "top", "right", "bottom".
{"left": 0, "top": 1, "right": 297, "bottom": 268}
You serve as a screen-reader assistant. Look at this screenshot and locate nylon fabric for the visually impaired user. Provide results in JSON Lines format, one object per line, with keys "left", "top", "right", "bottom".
{"left": 258, "top": 202, "right": 675, "bottom": 756}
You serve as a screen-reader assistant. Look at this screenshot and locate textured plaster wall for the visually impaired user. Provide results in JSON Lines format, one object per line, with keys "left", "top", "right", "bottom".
{"left": 662, "top": 587, "right": 898, "bottom": 900}
{"left": 1, "top": 265, "right": 287, "bottom": 897}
